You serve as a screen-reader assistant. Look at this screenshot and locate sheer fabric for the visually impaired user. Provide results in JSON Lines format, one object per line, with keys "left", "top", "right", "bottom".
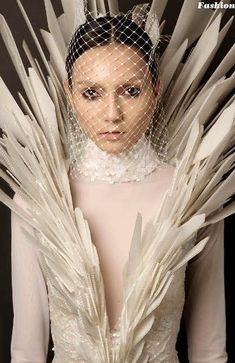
{"left": 10, "top": 166, "right": 227, "bottom": 363}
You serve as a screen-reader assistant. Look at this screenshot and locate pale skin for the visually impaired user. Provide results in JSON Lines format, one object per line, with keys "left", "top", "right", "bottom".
{"left": 65, "top": 42, "right": 159, "bottom": 154}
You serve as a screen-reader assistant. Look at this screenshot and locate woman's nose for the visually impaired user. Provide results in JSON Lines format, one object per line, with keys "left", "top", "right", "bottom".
{"left": 105, "top": 93, "right": 123, "bottom": 123}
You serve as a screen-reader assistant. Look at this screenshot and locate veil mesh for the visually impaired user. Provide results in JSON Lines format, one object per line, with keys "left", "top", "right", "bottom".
{"left": 65, "top": 8, "right": 168, "bottom": 183}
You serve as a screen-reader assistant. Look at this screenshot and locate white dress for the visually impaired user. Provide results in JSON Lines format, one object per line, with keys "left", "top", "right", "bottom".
{"left": 10, "top": 163, "right": 227, "bottom": 362}
{"left": 0, "top": 0, "right": 234, "bottom": 362}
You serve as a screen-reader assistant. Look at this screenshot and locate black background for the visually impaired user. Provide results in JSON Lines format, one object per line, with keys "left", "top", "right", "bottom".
{"left": 0, "top": 1, "right": 234, "bottom": 362}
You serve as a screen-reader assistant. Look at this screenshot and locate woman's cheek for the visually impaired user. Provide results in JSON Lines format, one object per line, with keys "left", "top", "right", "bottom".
{"left": 77, "top": 103, "right": 97, "bottom": 122}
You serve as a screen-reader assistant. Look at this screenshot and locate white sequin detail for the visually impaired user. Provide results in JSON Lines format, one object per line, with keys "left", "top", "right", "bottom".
{"left": 69, "top": 135, "right": 162, "bottom": 184}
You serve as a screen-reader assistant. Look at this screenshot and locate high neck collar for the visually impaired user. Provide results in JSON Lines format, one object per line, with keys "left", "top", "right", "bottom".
{"left": 69, "top": 135, "right": 161, "bottom": 184}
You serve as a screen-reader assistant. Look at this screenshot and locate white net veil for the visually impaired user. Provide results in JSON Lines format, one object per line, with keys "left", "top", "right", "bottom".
{"left": 65, "top": 8, "right": 168, "bottom": 183}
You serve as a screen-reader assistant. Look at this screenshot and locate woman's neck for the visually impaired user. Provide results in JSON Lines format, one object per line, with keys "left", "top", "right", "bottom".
{"left": 69, "top": 135, "right": 161, "bottom": 184}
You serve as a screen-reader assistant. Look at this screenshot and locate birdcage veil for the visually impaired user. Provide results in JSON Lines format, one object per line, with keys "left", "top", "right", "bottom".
{"left": 64, "top": 4, "right": 168, "bottom": 183}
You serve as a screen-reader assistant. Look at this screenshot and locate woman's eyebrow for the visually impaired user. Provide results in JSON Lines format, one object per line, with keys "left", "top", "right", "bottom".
{"left": 75, "top": 80, "right": 102, "bottom": 87}
{"left": 74, "top": 76, "right": 144, "bottom": 89}
{"left": 122, "top": 75, "right": 143, "bottom": 83}
{"left": 122, "top": 79, "right": 143, "bottom": 85}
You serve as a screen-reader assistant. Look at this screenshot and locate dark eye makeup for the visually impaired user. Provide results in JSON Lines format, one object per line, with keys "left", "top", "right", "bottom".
{"left": 82, "top": 88, "right": 101, "bottom": 100}
{"left": 123, "top": 86, "right": 141, "bottom": 98}
{"left": 81, "top": 84, "right": 141, "bottom": 101}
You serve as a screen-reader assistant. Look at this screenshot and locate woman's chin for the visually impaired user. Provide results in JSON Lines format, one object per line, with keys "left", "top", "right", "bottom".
{"left": 93, "top": 139, "right": 134, "bottom": 154}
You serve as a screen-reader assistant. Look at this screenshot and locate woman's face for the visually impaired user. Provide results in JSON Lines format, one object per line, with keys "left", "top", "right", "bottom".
{"left": 67, "top": 43, "right": 157, "bottom": 154}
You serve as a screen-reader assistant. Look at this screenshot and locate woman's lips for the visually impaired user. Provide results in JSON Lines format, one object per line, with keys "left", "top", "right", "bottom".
{"left": 99, "top": 131, "right": 126, "bottom": 141}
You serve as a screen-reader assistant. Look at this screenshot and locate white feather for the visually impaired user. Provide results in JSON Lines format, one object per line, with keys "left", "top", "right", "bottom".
{"left": 194, "top": 102, "right": 235, "bottom": 163}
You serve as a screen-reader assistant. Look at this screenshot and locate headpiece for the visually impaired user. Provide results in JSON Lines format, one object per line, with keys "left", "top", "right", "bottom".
{"left": 62, "top": 0, "right": 167, "bottom": 183}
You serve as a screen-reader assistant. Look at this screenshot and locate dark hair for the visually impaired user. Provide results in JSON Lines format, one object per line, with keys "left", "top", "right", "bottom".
{"left": 65, "top": 15, "right": 158, "bottom": 88}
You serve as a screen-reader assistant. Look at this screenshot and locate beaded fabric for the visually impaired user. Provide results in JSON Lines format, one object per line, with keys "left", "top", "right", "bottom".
{"left": 69, "top": 134, "right": 163, "bottom": 183}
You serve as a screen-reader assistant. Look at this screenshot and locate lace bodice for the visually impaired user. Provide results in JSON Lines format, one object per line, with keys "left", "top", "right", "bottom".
{"left": 46, "top": 266, "right": 186, "bottom": 363}
{"left": 48, "top": 270, "right": 185, "bottom": 363}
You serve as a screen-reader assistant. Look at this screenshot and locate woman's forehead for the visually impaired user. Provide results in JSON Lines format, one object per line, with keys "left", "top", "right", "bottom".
{"left": 71, "top": 43, "right": 149, "bottom": 86}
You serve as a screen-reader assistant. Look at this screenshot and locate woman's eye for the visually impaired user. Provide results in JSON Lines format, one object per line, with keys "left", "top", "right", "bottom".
{"left": 124, "top": 86, "right": 141, "bottom": 98}
{"left": 82, "top": 88, "right": 100, "bottom": 100}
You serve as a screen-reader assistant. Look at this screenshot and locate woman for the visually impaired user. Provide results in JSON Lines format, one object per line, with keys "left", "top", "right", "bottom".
{"left": 0, "top": 1, "right": 234, "bottom": 362}
{"left": 64, "top": 15, "right": 175, "bottom": 334}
